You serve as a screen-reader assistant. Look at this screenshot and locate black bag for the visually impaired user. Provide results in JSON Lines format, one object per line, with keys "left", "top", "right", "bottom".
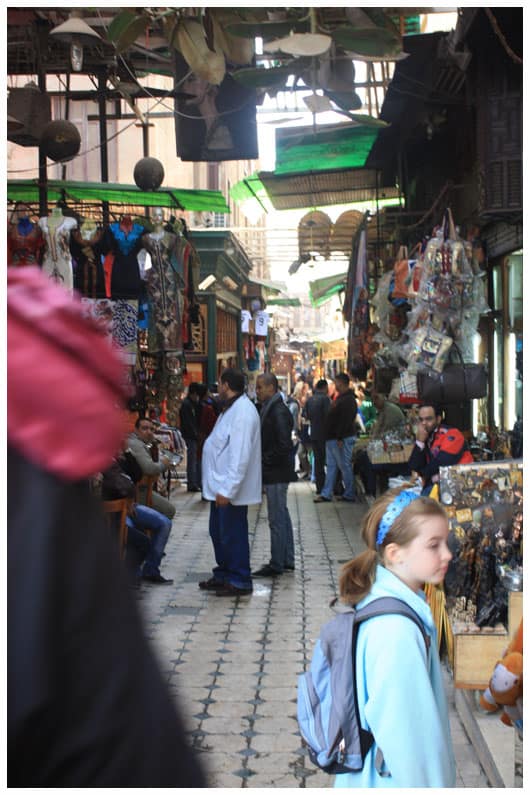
{"left": 101, "top": 462, "right": 136, "bottom": 501}
{"left": 374, "top": 366, "right": 399, "bottom": 395}
{"left": 417, "top": 346, "right": 487, "bottom": 404}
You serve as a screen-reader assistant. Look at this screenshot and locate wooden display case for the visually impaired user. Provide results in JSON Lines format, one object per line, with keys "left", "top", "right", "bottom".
{"left": 452, "top": 591, "right": 523, "bottom": 689}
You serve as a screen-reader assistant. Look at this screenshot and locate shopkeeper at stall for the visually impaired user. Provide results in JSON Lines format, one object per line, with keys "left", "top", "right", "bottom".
{"left": 409, "top": 403, "right": 474, "bottom": 495}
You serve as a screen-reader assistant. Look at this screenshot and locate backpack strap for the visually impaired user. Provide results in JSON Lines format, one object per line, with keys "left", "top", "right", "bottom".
{"left": 354, "top": 597, "right": 430, "bottom": 653}
{"left": 351, "top": 597, "right": 430, "bottom": 777}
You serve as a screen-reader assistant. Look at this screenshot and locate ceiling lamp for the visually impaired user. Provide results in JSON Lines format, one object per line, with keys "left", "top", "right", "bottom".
{"left": 49, "top": 10, "right": 101, "bottom": 73}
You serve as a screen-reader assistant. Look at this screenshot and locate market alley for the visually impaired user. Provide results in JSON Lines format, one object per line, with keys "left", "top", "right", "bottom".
{"left": 135, "top": 479, "right": 490, "bottom": 788}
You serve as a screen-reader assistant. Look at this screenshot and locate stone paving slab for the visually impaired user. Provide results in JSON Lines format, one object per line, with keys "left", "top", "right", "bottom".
{"left": 137, "top": 480, "right": 490, "bottom": 788}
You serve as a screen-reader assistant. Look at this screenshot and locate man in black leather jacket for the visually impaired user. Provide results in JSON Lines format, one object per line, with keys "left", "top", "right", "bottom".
{"left": 314, "top": 372, "right": 358, "bottom": 503}
{"left": 252, "top": 373, "right": 297, "bottom": 577}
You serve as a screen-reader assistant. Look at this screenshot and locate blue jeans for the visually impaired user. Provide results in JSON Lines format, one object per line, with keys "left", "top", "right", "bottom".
{"left": 264, "top": 482, "right": 295, "bottom": 573}
{"left": 185, "top": 437, "right": 200, "bottom": 489}
{"left": 321, "top": 437, "right": 356, "bottom": 501}
{"left": 209, "top": 503, "right": 252, "bottom": 589}
{"left": 126, "top": 503, "right": 172, "bottom": 577}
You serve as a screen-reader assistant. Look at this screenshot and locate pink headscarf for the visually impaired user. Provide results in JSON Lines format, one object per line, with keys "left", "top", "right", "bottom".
{"left": 8, "top": 267, "right": 129, "bottom": 481}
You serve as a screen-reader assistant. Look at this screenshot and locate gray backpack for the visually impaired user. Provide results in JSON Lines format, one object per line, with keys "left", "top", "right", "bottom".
{"left": 297, "top": 597, "right": 430, "bottom": 774}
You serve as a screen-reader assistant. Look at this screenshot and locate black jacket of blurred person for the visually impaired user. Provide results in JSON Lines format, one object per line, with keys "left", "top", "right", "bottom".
{"left": 8, "top": 267, "right": 205, "bottom": 787}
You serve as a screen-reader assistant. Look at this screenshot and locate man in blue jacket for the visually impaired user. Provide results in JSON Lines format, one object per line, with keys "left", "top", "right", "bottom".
{"left": 253, "top": 372, "right": 297, "bottom": 577}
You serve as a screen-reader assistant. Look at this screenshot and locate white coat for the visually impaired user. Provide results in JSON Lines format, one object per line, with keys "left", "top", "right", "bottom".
{"left": 201, "top": 394, "right": 262, "bottom": 506}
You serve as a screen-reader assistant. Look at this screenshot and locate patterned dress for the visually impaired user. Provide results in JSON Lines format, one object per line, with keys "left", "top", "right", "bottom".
{"left": 7, "top": 220, "right": 44, "bottom": 268}
{"left": 141, "top": 232, "right": 183, "bottom": 354}
{"left": 39, "top": 215, "right": 78, "bottom": 291}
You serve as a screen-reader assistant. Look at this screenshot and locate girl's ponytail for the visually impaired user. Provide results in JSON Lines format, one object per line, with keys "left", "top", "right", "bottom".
{"left": 339, "top": 548, "right": 378, "bottom": 605}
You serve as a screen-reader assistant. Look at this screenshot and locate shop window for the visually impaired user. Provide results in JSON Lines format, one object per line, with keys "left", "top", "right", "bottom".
{"left": 508, "top": 251, "right": 522, "bottom": 330}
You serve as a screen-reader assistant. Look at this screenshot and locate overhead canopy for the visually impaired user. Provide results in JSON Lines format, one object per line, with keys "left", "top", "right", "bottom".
{"left": 275, "top": 122, "right": 381, "bottom": 175}
{"left": 309, "top": 271, "right": 348, "bottom": 307}
{"left": 233, "top": 169, "right": 400, "bottom": 212}
{"left": 266, "top": 297, "right": 301, "bottom": 307}
{"left": 247, "top": 276, "right": 287, "bottom": 294}
{"left": 7, "top": 179, "right": 230, "bottom": 213}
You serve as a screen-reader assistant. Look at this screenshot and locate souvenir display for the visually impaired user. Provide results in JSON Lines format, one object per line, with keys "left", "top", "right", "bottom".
{"left": 366, "top": 424, "right": 415, "bottom": 465}
{"left": 440, "top": 461, "right": 523, "bottom": 629}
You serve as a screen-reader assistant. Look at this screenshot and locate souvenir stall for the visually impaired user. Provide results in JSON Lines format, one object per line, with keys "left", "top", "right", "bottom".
{"left": 240, "top": 294, "right": 270, "bottom": 399}
{"left": 435, "top": 459, "right": 523, "bottom": 689}
{"left": 370, "top": 208, "right": 490, "bottom": 413}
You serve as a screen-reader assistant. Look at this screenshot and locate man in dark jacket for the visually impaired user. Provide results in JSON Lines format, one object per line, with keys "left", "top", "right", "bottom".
{"left": 409, "top": 403, "right": 473, "bottom": 495}
{"left": 303, "top": 379, "right": 331, "bottom": 495}
{"left": 252, "top": 372, "right": 297, "bottom": 576}
{"left": 314, "top": 372, "right": 358, "bottom": 503}
{"left": 179, "top": 382, "right": 202, "bottom": 491}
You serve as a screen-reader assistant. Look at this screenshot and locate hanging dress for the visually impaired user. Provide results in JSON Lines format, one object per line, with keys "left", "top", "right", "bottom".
{"left": 70, "top": 227, "right": 106, "bottom": 298}
{"left": 141, "top": 232, "right": 183, "bottom": 354}
{"left": 38, "top": 215, "right": 78, "bottom": 291}
{"left": 8, "top": 219, "right": 44, "bottom": 268}
{"left": 102, "top": 221, "right": 145, "bottom": 300}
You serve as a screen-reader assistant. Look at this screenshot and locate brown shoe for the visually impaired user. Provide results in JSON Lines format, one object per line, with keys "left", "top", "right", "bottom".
{"left": 215, "top": 583, "right": 253, "bottom": 597}
{"left": 199, "top": 577, "right": 224, "bottom": 591}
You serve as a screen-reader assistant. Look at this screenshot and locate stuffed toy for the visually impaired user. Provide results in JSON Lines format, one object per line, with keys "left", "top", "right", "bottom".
{"left": 479, "top": 620, "right": 523, "bottom": 734}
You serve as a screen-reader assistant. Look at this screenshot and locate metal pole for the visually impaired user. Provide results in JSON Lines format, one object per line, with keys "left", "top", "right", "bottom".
{"left": 97, "top": 71, "right": 110, "bottom": 225}
{"left": 37, "top": 69, "right": 48, "bottom": 217}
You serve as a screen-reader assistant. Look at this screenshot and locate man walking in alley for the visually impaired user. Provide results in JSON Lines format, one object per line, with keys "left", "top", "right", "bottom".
{"left": 314, "top": 372, "right": 358, "bottom": 503}
{"left": 179, "top": 382, "right": 202, "bottom": 492}
{"left": 200, "top": 368, "right": 262, "bottom": 597}
{"left": 303, "top": 378, "right": 331, "bottom": 496}
{"left": 252, "top": 373, "right": 297, "bottom": 577}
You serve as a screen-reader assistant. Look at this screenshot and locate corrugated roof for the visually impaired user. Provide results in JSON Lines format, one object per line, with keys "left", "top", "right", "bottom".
{"left": 257, "top": 169, "right": 400, "bottom": 211}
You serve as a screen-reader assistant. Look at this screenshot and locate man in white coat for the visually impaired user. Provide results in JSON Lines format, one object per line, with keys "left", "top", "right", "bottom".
{"left": 200, "top": 368, "right": 262, "bottom": 596}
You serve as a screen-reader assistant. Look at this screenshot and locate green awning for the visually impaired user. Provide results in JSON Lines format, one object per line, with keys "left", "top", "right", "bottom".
{"left": 248, "top": 276, "right": 287, "bottom": 294}
{"left": 266, "top": 297, "right": 301, "bottom": 307}
{"left": 309, "top": 271, "right": 348, "bottom": 307}
{"left": 275, "top": 123, "right": 380, "bottom": 175}
{"left": 7, "top": 179, "right": 230, "bottom": 213}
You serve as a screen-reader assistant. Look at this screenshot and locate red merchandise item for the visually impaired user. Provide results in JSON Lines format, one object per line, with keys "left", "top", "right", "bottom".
{"left": 8, "top": 267, "right": 128, "bottom": 481}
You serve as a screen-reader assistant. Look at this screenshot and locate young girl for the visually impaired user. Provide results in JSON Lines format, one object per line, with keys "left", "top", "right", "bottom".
{"left": 334, "top": 484, "right": 456, "bottom": 788}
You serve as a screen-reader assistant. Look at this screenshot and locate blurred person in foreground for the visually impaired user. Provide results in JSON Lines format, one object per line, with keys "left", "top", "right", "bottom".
{"left": 7, "top": 267, "right": 205, "bottom": 787}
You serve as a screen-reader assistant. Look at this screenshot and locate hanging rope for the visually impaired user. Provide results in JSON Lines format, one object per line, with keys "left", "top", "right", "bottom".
{"left": 484, "top": 8, "right": 522, "bottom": 66}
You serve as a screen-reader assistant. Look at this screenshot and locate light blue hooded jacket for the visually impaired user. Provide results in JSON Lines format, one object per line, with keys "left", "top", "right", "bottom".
{"left": 334, "top": 564, "right": 456, "bottom": 788}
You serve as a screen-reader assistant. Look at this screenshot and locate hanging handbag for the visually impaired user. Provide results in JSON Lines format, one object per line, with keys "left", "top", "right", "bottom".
{"left": 417, "top": 345, "right": 488, "bottom": 404}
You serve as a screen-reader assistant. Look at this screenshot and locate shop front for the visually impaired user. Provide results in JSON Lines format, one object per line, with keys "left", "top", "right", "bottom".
{"left": 189, "top": 229, "right": 253, "bottom": 388}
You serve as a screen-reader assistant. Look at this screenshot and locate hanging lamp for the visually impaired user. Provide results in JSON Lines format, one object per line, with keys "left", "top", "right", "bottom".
{"left": 49, "top": 10, "right": 101, "bottom": 72}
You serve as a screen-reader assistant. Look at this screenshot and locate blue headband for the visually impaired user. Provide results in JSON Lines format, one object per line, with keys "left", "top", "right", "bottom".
{"left": 376, "top": 490, "right": 420, "bottom": 546}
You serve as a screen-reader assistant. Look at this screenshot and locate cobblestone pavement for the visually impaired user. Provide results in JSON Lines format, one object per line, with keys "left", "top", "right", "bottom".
{"left": 135, "top": 480, "right": 490, "bottom": 788}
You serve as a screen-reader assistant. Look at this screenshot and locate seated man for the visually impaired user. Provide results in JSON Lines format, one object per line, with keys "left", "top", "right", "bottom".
{"left": 355, "top": 392, "right": 409, "bottom": 501}
{"left": 409, "top": 402, "right": 474, "bottom": 495}
{"left": 127, "top": 417, "right": 176, "bottom": 520}
{"left": 102, "top": 452, "right": 173, "bottom": 585}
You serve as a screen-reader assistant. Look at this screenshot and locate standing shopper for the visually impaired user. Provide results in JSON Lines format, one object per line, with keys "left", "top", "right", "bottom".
{"left": 179, "top": 382, "right": 202, "bottom": 492}
{"left": 304, "top": 379, "right": 331, "bottom": 495}
{"left": 334, "top": 485, "right": 455, "bottom": 788}
{"left": 253, "top": 373, "right": 297, "bottom": 577}
{"left": 314, "top": 372, "right": 358, "bottom": 503}
{"left": 200, "top": 369, "right": 262, "bottom": 597}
